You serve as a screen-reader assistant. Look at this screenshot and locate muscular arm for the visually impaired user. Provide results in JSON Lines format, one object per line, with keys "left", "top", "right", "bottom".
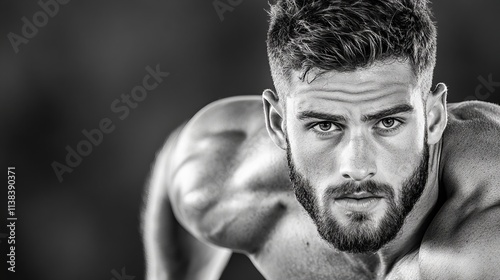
{"left": 142, "top": 124, "right": 232, "bottom": 280}
{"left": 144, "top": 96, "right": 291, "bottom": 279}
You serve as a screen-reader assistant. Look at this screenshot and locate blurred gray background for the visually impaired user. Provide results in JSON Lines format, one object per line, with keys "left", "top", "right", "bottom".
{"left": 1, "top": 0, "right": 499, "bottom": 279}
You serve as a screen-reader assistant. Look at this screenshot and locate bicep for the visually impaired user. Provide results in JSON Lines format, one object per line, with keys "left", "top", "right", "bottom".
{"left": 144, "top": 186, "right": 232, "bottom": 280}
{"left": 143, "top": 127, "right": 232, "bottom": 280}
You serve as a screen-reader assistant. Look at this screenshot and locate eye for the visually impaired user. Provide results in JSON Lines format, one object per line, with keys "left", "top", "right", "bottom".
{"left": 375, "top": 118, "right": 403, "bottom": 132}
{"left": 318, "top": 122, "right": 332, "bottom": 131}
{"left": 381, "top": 118, "right": 396, "bottom": 128}
{"left": 312, "top": 122, "right": 340, "bottom": 133}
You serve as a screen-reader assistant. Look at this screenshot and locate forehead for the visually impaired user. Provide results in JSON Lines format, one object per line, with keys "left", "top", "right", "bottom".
{"left": 286, "top": 61, "right": 418, "bottom": 110}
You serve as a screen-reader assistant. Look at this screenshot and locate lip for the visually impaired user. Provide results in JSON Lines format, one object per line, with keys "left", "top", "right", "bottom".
{"left": 336, "top": 191, "right": 383, "bottom": 200}
{"left": 333, "top": 197, "right": 383, "bottom": 212}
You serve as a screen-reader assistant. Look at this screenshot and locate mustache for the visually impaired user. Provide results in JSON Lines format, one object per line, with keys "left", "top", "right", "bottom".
{"left": 324, "top": 180, "right": 395, "bottom": 199}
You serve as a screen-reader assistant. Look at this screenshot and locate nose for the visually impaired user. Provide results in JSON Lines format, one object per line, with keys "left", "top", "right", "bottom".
{"left": 339, "top": 135, "right": 377, "bottom": 181}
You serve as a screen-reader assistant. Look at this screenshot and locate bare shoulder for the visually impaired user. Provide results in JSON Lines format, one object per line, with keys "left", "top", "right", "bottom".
{"left": 169, "top": 95, "right": 283, "bottom": 198}
{"left": 420, "top": 101, "right": 500, "bottom": 279}
{"left": 163, "top": 96, "right": 291, "bottom": 252}
{"left": 167, "top": 95, "right": 266, "bottom": 192}
{"left": 444, "top": 100, "right": 500, "bottom": 150}
{"left": 440, "top": 100, "right": 500, "bottom": 198}
{"left": 178, "top": 95, "right": 266, "bottom": 141}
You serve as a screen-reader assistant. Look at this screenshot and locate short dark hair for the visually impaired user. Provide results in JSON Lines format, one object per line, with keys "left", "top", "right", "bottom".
{"left": 267, "top": 0, "right": 437, "bottom": 97}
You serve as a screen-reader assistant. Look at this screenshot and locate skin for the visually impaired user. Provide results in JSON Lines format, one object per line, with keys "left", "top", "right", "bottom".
{"left": 143, "top": 61, "right": 500, "bottom": 280}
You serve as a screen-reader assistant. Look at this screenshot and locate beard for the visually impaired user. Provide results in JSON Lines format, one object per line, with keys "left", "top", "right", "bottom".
{"left": 286, "top": 134, "right": 429, "bottom": 253}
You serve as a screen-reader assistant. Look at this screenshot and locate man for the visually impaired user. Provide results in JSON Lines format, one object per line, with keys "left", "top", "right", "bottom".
{"left": 143, "top": 0, "right": 500, "bottom": 279}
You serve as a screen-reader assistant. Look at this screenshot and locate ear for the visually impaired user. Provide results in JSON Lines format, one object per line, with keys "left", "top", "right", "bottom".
{"left": 262, "top": 89, "right": 287, "bottom": 150}
{"left": 426, "top": 83, "right": 448, "bottom": 145}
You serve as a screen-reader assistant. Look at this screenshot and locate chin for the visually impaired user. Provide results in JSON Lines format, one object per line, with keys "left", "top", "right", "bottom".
{"left": 316, "top": 203, "right": 404, "bottom": 253}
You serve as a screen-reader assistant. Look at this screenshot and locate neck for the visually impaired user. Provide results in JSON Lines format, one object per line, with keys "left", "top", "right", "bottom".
{"left": 375, "top": 139, "right": 443, "bottom": 277}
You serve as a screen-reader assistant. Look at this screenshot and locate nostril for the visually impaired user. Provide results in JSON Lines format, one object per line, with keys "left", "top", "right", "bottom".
{"left": 341, "top": 171, "right": 375, "bottom": 181}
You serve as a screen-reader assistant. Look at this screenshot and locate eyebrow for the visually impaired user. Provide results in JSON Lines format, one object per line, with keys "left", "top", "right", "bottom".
{"left": 361, "top": 104, "right": 414, "bottom": 122}
{"left": 297, "top": 104, "right": 414, "bottom": 123}
{"left": 297, "top": 111, "right": 347, "bottom": 122}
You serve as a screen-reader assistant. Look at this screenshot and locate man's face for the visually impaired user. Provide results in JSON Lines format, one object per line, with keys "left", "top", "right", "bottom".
{"left": 283, "top": 62, "right": 430, "bottom": 253}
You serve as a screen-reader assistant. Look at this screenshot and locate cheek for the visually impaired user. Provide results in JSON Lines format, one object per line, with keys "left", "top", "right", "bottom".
{"left": 378, "top": 128, "right": 425, "bottom": 183}
{"left": 287, "top": 129, "right": 336, "bottom": 197}
{"left": 285, "top": 107, "right": 338, "bottom": 183}
{"left": 385, "top": 148, "right": 418, "bottom": 182}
